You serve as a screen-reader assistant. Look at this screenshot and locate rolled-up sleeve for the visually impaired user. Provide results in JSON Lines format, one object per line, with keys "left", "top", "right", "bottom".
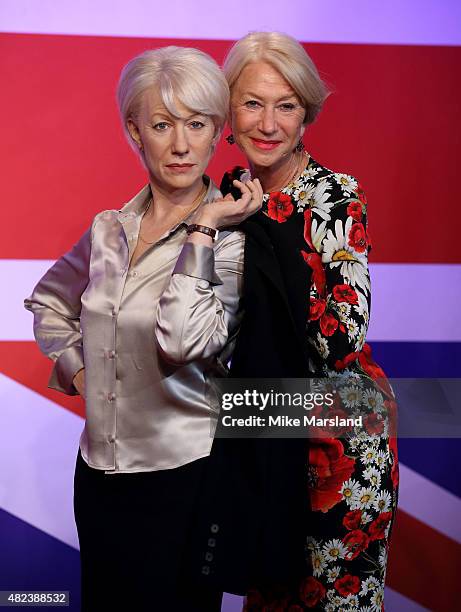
{"left": 155, "top": 231, "right": 245, "bottom": 365}
{"left": 24, "top": 227, "right": 92, "bottom": 394}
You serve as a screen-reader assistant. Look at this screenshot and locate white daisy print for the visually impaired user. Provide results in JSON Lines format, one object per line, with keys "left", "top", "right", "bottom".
{"left": 311, "top": 549, "right": 327, "bottom": 576}
{"left": 295, "top": 180, "right": 334, "bottom": 219}
{"left": 340, "top": 478, "right": 361, "bottom": 506}
{"left": 311, "top": 217, "right": 328, "bottom": 252}
{"left": 363, "top": 389, "right": 385, "bottom": 412}
{"left": 354, "top": 325, "right": 367, "bottom": 351}
{"left": 374, "top": 490, "right": 392, "bottom": 513}
{"left": 360, "top": 511, "right": 373, "bottom": 525}
{"left": 360, "top": 447, "right": 377, "bottom": 465}
{"left": 326, "top": 566, "right": 341, "bottom": 582}
{"left": 322, "top": 539, "right": 348, "bottom": 562}
{"left": 326, "top": 590, "right": 343, "bottom": 607}
{"left": 334, "top": 173, "right": 358, "bottom": 195}
{"left": 374, "top": 450, "right": 387, "bottom": 470}
{"left": 339, "top": 385, "right": 362, "bottom": 408}
{"left": 353, "top": 486, "right": 377, "bottom": 510}
{"left": 345, "top": 317, "right": 359, "bottom": 341}
{"left": 322, "top": 216, "right": 370, "bottom": 294}
{"left": 345, "top": 594, "right": 360, "bottom": 608}
{"left": 311, "top": 332, "right": 330, "bottom": 359}
{"left": 363, "top": 466, "right": 382, "bottom": 488}
{"left": 359, "top": 576, "right": 380, "bottom": 597}
{"left": 378, "top": 545, "right": 388, "bottom": 569}
{"left": 334, "top": 301, "right": 352, "bottom": 323}
{"left": 370, "top": 587, "right": 384, "bottom": 611}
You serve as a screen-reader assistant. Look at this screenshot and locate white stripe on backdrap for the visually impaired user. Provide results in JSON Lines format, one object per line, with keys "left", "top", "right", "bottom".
{"left": 0, "top": 374, "right": 82, "bottom": 549}
{"left": 0, "top": 0, "right": 460, "bottom": 46}
{"left": 398, "top": 462, "right": 461, "bottom": 545}
{"left": 4, "top": 259, "right": 461, "bottom": 342}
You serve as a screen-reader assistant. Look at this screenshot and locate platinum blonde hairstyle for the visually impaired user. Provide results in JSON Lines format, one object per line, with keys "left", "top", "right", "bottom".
{"left": 117, "top": 46, "right": 229, "bottom": 153}
{"left": 223, "top": 32, "right": 329, "bottom": 125}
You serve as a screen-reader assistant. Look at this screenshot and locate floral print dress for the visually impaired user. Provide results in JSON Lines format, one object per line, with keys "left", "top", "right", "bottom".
{"left": 224, "top": 154, "right": 399, "bottom": 612}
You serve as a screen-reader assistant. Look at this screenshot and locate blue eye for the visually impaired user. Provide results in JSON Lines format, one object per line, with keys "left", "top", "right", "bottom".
{"left": 189, "top": 121, "right": 205, "bottom": 129}
{"left": 153, "top": 122, "right": 169, "bottom": 130}
{"left": 279, "top": 103, "right": 296, "bottom": 112}
{"left": 244, "top": 100, "right": 261, "bottom": 109}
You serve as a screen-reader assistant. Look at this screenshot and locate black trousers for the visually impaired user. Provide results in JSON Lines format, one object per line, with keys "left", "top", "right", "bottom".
{"left": 73, "top": 451, "right": 223, "bottom": 612}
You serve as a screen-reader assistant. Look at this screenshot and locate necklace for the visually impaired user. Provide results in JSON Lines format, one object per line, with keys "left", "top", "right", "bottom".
{"left": 139, "top": 184, "right": 207, "bottom": 244}
{"left": 265, "top": 152, "right": 309, "bottom": 194}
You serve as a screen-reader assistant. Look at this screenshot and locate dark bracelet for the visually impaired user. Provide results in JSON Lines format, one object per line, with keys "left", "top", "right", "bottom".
{"left": 186, "top": 224, "right": 219, "bottom": 242}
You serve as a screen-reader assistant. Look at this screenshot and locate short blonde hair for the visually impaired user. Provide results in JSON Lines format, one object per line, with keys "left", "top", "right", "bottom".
{"left": 223, "top": 32, "right": 329, "bottom": 125}
{"left": 117, "top": 46, "right": 229, "bottom": 151}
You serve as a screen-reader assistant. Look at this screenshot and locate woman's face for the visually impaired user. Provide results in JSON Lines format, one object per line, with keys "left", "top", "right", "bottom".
{"left": 128, "top": 89, "right": 216, "bottom": 192}
{"left": 230, "top": 61, "right": 306, "bottom": 171}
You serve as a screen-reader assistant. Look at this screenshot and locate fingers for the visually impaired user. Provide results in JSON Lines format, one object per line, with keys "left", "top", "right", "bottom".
{"left": 233, "top": 178, "right": 263, "bottom": 214}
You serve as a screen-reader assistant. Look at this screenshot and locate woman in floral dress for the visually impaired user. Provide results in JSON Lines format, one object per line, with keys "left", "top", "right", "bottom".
{"left": 221, "top": 32, "right": 399, "bottom": 611}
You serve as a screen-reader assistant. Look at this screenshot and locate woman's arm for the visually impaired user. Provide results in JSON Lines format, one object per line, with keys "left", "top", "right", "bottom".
{"left": 24, "top": 227, "right": 92, "bottom": 394}
{"left": 305, "top": 181, "right": 371, "bottom": 371}
{"left": 155, "top": 231, "right": 244, "bottom": 365}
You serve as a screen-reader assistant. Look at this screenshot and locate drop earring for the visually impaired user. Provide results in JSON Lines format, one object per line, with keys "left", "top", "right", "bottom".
{"left": 226, "top": 134, "right": 235, "bottom": 145}
{"left": 296, "top": 139, "right": 305, "bottom": 152}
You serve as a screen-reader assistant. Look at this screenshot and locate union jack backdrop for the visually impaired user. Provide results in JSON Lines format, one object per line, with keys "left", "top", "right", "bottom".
{"left": 1, "top": 1, "right": 460, "bottom": 610}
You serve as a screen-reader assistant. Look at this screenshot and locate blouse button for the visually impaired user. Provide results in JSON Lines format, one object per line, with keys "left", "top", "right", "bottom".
{"left": 108, "top": 350, "right": 116, "bottom": 359}
{"left": 107, "top": 392, "right": 116, "bottom": 402}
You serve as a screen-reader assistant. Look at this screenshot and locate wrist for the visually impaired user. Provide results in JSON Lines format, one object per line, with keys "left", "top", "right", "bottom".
{"left": 194, "top": 213, "right": 217, "bottom": 229}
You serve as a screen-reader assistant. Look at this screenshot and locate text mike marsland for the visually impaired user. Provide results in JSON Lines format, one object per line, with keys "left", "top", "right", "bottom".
{"left": 221, "top": 414, "right": 364, "bottom": 428}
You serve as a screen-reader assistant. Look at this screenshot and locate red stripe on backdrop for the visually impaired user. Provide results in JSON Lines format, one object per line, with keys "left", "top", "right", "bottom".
{"left": 387, "top": 508, "right": 461, "bottom": 611}
{"left": 0, "top": 341, "right": 85, "bottom": 417}
{"left": 1, "top": 32, "right": 460, "bottom": 261}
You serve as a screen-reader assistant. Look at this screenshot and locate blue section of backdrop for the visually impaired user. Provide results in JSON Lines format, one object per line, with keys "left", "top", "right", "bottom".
{"left": 371, "top": 341, "right": 461, "bottom": 498}
{"left": 0, "top": 508, "right": 81, "bottom": 611}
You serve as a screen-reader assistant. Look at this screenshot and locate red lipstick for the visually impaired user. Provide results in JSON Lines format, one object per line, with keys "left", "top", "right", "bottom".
{"left": 250, "top": 138, "right": 282, "bottom": 151}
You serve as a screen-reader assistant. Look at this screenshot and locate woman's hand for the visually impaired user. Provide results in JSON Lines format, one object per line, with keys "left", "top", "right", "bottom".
{"left": 195, "top": 178, "right": 263, "bottom": 229}
{"left": 72, "top": 368, "right": 86, "bottom": 398}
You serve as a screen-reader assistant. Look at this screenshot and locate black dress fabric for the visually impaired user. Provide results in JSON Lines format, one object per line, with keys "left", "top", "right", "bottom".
{"left": 184, "top": 171, "right": 315, "bottom": 596}
{"left": 74, "top": 451, "right": 223, "bottom": 612}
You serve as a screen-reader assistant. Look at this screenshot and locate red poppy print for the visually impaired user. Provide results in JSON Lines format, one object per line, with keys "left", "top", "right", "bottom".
{"left": 356, "top": 183, "right": 367, "bottom": 206}
{"left": 389, "top": 436, "right": 399, "bottom": 488}
{"left": 299, "top": 576, "right": 326, "bottom": 608}
{"left": 368, "top": 512, "right": 393, "bottom": 541}
{"left": 343, "top": 509, "right": 363, "bottom": 530}
{"left": 267, "top": 191, "right": 294, "bottom": 223}
{"left": 364, "top": 413, "right": 385, "bottom": 435}
{"left": 358, "top": 344, "right": 394, "bottom": 398}
{"left": 335, "top": 350, "right": 360, "bottom": 371}
{"left": 301, "top": 250, "right": 326, "bottom": 296}
{"left": 347, "top": 201, "right": 362, "bottom": 221}
{"left": 343, "top": 529, "right": 370, "bottom": 560}
{"left": 318, "top": 407, "right": 353, "bottom": 437}
{"left": 332, "top": 283, "right": 359, "bottom": 304}
{"left": 308, "top": 439, "right": 356, "bottom": 512}
{"left": 303, "top": 209, "right": 314, "bottom": 250}
{"left": 334, "top": 574, "right": 361, "bottom": 596}
{"left": 309, "top": 297, "right": 326, "bottom": 321}
{"left": 320, "top": 312, "right": 338, "bottom": 336}
{"left": 348, "top": 222, "right": 368, "bottom": 253}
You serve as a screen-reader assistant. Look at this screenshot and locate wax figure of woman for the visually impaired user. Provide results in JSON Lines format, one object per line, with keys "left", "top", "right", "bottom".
{"left": 24, "top": 46, "right": 262, "bottom": 612}
{"left": 221, "top": 32, "right": 399, "bottom": 611}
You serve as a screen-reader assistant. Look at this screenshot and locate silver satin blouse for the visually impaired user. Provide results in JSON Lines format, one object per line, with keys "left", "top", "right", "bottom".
{"left": 24, "top": 178, "right": 245, "bottom": 473}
